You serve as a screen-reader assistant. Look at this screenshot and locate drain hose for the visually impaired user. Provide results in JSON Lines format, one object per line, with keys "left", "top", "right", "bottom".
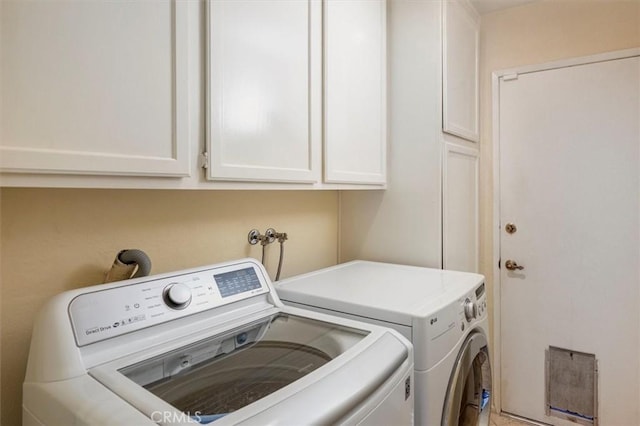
{"left": 104, "top": 249, "right": 152, "bottom": 283}
{"left": 118, "top": 249, "right": 152, "bottom": 278}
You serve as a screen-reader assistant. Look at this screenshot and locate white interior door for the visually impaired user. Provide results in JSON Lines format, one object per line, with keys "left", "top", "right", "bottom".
{"left": 498, "top": 55, "right": 639, "bottom": 425}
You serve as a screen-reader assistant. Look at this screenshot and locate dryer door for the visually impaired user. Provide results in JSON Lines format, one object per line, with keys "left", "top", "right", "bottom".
{"left": 442, "top": 331, "right": 492, "bottom": 426}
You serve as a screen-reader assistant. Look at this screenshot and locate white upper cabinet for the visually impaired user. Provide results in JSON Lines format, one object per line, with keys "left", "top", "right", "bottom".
{"left": 324, "top": 0, "right": 387, "bottom": 185}
{"left": 1, "top": 0, "right": 386, "bottom": 189}
{"left": 0, "top": 0, "right": 190, "bottom": 177}
{"left": 443, "top": 0, "right": 479, "bottom": 142}
{"left": 206, "top": 0, "right": 386, "bottom": 186}
{"left": 206, "top": 0, "right": 322, "bottom": 183}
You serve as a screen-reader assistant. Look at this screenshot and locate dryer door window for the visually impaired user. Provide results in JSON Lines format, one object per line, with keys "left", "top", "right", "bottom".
{"left": 442, "top": 331, "right": 492, "bottom": 426}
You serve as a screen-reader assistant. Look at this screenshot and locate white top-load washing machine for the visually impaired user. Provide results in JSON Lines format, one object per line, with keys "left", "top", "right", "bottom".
{"left": 276, "top": 261, "right": 491, "bottom": 426}
{"left": 23, "top": 258, "right": 414, "bottom": 426}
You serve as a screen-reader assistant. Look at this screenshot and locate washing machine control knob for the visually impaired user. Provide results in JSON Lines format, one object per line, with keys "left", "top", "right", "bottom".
{"left": 464, "top": 298, "right": 477, "bottom": 322}
{"left": 163, "top": 283, "right": 192, "bottom": 309}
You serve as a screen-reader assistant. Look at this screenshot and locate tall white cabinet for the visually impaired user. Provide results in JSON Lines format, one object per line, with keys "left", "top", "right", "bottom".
{"left": 339, "top": 0, "right": 480, "bottom": 272}
{"left": 0, "top": 0, "right": 190, "bottom": 177}
{"left": 443, "top": 143, "right": 479, "bottom": 271}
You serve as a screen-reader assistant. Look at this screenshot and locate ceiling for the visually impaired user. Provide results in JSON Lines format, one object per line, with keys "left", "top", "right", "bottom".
{"left": 470, "top": 0, "right": 539, "bottom": 15}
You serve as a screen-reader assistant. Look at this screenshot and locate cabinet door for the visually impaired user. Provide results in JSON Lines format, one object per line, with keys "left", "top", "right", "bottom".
{"left": 0, "top": 0, "right": 190, "bottom": 177}
{"left": 206, "top": 0, "right": 321, "bottom": 183}
{"left": 443, "top": 143, "right": 478, "bottom": 272}
{"left": 443, "top": 0, "right": 479, "bottom": 142}
{"left": 324, "top": 0, "right": 387, "bottom": 185}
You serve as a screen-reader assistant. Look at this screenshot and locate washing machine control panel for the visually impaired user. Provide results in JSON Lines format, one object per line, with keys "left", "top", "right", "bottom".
{"left": 69, "top": 260, "right": 271, "bottom": 346}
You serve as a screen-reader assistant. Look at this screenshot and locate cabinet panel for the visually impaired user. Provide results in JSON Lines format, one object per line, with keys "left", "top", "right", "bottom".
{"left": 0, "top": 0, "right": 190, "bottom": 177}
{"left": 207, "top": 0, "right": 321, "bottom": 183}
{"left": 443, "top": 143, "right": 479, "bottom": 272}
{"left": 443, "top": 0, "right": 479, "bottom": 142}
{"left": 324, "top": 0, "right": 387, "bottom": 184}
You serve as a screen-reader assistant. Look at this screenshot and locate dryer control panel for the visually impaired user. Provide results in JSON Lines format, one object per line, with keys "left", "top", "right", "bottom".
{"left": 462, "top": 283, "right": 487, "bottom": 324}
{"left": 423, "top": 281, "right": 487, "bottom": 370}
{"left": 69, "top": 260, "right": 271, "bottom": 346}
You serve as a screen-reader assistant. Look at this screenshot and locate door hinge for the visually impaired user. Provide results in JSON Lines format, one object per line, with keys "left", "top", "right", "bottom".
{"left": 502, "top": 73, "right": 518, "bottom": 81}
{"left": 199, "top": 152, "right": 209, "bottom": 169}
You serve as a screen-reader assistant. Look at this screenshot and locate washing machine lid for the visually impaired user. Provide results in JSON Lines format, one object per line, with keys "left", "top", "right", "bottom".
{"left": 90, "top": 310, "right": 409, "bottom": 425}
{"left": 276, "top": 261, "right": 484, "bottom": 326}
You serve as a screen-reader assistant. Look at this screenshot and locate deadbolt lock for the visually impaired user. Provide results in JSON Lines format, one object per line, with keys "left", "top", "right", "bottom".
{"left": 505, "top": 223, "right": 517, "bottom": 234}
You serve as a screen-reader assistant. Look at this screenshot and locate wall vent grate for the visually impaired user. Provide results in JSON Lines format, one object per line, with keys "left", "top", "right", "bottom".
{"left": 545, "top": 346, "right": 598, "bottom": 426}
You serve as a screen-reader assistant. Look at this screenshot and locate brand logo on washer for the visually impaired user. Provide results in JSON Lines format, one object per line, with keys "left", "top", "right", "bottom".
{"left": 429, "top": 317, "right": 438, "bottom": 325}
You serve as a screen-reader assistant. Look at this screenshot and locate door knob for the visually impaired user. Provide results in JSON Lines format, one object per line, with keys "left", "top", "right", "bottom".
{"left": 505, "top": 260, "right": 524, "bottom": 271}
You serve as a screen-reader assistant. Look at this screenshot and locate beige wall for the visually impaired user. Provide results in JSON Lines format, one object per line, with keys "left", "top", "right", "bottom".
{"left": 479, "top": 0, "right": 640, "bottom": 349}
{"left": 0, "top": 188, "right": 338, "bottom": 425}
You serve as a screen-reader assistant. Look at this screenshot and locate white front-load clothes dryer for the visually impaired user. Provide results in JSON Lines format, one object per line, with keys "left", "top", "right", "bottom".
{"left": 23, "top": 259, "right": 414, "bottom": 426}
{"left": 276, "top": 260, "right": 491, "bottom": 426}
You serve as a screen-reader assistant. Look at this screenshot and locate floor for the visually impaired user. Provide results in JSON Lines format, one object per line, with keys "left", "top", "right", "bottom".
{"left": 491, "top": 411, "right": 532, "bottom": 426}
